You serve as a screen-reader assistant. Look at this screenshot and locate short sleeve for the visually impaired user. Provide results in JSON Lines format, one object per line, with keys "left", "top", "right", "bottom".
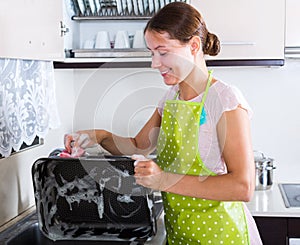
{"left": 209, "top": 82, "right": 253, "bottom": 124}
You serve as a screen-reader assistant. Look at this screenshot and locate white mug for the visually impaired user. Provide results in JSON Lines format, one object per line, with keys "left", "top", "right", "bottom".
{"left": 133, "top": 30, "right": 146, "bottom": 49}
{"left": 114, "top": 30, "right": 130, "bottom": 49}
{"left": 95, "top": 31, "right": 111, "bottom": 49}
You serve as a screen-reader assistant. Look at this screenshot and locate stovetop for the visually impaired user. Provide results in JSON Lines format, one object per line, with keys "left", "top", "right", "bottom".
{"left": 279, "top": 183, "right": 300, "bottom": 208}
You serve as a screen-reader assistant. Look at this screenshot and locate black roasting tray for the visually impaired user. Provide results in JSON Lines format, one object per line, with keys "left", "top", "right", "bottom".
{"left": 31, "top": 155, "right": 156, "bottom": 243}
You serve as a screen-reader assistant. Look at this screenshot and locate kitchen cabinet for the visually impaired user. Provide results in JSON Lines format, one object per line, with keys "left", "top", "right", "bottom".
{"left": 0, "top": 0, "right": 285, "bottom": 66}
{"left": 0, "top": 0, "right": 65, "bottom": 61}
{"left": 285, "top": 0, "right": 300, "bottom": 57}
{"left": 247, "top": 184, "right": 300, "bottom": 245}
{"left": 254, "top": 217, "right": 300, "bottom": 245}
{"left": 286, "top": 0, "right": 300, "bottom": 47}
{"left": 254, "top": 217, "right": 287, "bottom": 245}
{"left": 190, "top": 0, "right": 285, "bottom": 66}
{"left": 0, "top": 0, "right": 166, "bottom": 63}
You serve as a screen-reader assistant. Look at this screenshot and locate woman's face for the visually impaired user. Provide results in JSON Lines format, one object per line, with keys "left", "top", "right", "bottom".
{"left": 144, "top": 30, "right": 195, "bottom": 86}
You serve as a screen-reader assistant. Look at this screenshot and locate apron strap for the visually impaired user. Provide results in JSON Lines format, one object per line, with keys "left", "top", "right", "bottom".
{"left": 198, "top": 70, "right": 213, "bottom": 114}
{"left": 201, "top": 70, "right": 213, "bottom": 104}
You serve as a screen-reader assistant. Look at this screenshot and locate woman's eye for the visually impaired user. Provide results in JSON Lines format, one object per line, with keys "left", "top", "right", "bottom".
{"left": 159, "top": 51, "right": 167, "bottom": 56}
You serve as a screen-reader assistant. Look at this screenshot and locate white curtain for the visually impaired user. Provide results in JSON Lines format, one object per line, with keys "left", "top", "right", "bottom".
{"left": 0, "top": 58, "right": 60, "bottom": 157}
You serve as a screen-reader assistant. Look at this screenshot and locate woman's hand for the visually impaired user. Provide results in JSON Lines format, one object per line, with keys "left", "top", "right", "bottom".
{"left": 64, "top": 130, "right": 99, "bottom": 153}
{"left": 132, "top": 154, "right": 166, "bottom": 191}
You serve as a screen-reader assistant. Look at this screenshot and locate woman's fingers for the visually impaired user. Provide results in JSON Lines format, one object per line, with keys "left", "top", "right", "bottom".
{"left": 64, "top": 134, "right": 75, "bottom": 153}
{"left": 132, "top": 154, "right": 148, "bottom": 162}
{"left": 64, "top": 132, "right": 95, "bottom": 153}
{"left": 132, "top": 154, "right": 149, "bottom": 176}
{"left": 135, "top": 164, "right": 151, "bottom": 176}
{"left": 132, "top": 155, "right": 152, "bottom": 176}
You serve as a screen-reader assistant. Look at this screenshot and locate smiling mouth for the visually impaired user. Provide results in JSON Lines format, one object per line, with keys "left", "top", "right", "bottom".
{"left": 161, "top": 69, "right": 171, "bottom": 77}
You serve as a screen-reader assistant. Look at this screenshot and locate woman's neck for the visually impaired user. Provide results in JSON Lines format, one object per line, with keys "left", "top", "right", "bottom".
{"left": 178, "top": 64, "right": 210, "bottom": 101}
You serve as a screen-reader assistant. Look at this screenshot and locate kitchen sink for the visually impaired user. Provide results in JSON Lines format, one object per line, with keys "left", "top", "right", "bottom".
{"left": 279, "top": 183, "right": 300, "bottom": 208}
{"left": 5, "top": 222, "right": 119, "bottom": 245}
{"left": 0, "top": 199, "right": 163, "bottom": 245}
{"left": 0, "top": 211, "right": 132, "bottom": 245}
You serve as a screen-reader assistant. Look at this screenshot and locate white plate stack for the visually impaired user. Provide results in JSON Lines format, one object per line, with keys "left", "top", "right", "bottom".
{"left": 71, "top": 0, "right": 188, "bottom": 17}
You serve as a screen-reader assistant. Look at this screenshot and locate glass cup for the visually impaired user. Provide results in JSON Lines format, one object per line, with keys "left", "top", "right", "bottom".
{"left": 133, "top": 30, "right": 146, "bottom": 49}
{"left": 95, "top": 31, "right": 111, "bottom": 49}
{"left": 114, "top": 30, "right": 130, "bottom": 49}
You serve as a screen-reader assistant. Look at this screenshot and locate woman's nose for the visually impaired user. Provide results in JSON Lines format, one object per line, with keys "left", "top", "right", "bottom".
{"left": 151, "top": 55, "right": 161, "bottom": 69}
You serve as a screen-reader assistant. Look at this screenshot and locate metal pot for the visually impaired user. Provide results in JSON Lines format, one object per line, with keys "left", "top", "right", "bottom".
{"left": 254, "top": 151, "right": 276, "bottom": 190}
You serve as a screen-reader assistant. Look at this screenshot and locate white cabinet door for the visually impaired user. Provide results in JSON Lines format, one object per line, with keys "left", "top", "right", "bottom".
{"left": 286, "top": 0, "right": 300, "bottom": 47}
{"left": 190, "top": 0, "right": 285, "bottom": 61}
{"left": 0, "top": 0, "right": 65, "bottom": 61}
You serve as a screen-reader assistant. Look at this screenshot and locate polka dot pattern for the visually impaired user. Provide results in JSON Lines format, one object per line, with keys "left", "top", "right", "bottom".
{"left": 156, "top": 98, "right": 250, "bottom": 244}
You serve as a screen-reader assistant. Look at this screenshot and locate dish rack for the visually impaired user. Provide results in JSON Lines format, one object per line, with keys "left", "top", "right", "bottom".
{"left": 71, "top": 0, "right": 189, "bottom": 20}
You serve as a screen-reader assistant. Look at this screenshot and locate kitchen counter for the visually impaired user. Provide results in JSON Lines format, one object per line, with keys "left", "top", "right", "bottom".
{"left": 2, "top": 182, "right": 298, "bottom": 244}
{"left": 246, "top": 182, "right": 300, "bottom": 217}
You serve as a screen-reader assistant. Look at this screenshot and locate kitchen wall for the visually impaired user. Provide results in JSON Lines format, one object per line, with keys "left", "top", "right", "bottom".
{"left": 0, "top": 69, "right": 75, "bottom": 227}
{"left": 213, "top": 59, "right": 300, "bottom": 183}
{"left": 0, "top": 58, "right": 299, "bottom": 227}
{"left": 70, "top": 58, "right": 300, "bottom": 184}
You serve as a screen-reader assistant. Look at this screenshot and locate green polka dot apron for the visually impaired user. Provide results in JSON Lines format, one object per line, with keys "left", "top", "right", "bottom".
{"left": 156, "top": 71, "right": 250, "bottom": 245}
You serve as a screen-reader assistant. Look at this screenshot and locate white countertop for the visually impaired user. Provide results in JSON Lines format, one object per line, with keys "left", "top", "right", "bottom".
{"left": 2, "top": 182, "right": 299, "bottom": 244}
{"left": 246, "top": 182, "right": 300, "bottom": 217}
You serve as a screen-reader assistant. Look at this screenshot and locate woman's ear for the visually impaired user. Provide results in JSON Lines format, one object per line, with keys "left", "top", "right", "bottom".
{"left": 190, "top": 36, "right": 201, "bottom": 55}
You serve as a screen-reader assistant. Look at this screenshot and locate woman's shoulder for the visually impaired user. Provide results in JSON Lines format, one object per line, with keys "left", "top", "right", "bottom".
{"left": 208, "top": 80, "right": 253, "bottom": 119}
{"left": 211, "top": 80, "right": 246, "bottom": 103}
{"left": 212, "top": 80, "right": 236, "bottom": 94}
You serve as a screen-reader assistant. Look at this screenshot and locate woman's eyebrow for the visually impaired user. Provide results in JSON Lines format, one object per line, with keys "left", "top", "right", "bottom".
{"left": 147, "top": 45, "right": 167, "bottom": 51}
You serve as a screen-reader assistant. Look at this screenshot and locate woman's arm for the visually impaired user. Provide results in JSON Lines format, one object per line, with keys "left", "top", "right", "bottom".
{"left": 65, "top": 109, "right": 162, "bottom": 156}
{"left": 135, "top": 106, "right": 255, "bottom": 202}
{"left": 100, "top": 108, "right": 161, "bottom": 155}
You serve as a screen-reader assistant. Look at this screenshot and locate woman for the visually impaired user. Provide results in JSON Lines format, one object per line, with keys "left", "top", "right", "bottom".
{"left": 65, "top": 2, "right": 262, "bottom": 244}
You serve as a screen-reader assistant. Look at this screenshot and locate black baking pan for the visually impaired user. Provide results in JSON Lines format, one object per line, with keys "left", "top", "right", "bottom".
{"left": 31, "top": 155, "right": 157, "bottom": 243}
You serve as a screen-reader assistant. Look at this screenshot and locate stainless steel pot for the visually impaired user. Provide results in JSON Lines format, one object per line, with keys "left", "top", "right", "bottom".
{"left": 254, "top": 151, "right": 276, "bottom": 190}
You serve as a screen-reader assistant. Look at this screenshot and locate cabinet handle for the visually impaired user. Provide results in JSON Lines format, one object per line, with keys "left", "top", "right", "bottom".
{"left": 60, "top": 21, "right": 69, "bottom": 37}
{"left": 221, "top": 41, "right": 256, "bottom": 46}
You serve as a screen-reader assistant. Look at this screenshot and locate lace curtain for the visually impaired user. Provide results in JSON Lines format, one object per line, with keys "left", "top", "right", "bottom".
{"left": 0, "top": 58, "right": 60, "bottom": 157}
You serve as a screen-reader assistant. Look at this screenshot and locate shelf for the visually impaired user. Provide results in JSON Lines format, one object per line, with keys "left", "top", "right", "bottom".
{"left": 53, "top": 58, "right": 284, "bottom": 69}
{"left": 70, "top": 0, "right": 189, "bottom": 21}
{"left": 71, "top": 48, "right": 151, "bottom": 58}
{"left": 72, "top": 15, "right": 152, "bottom": 20}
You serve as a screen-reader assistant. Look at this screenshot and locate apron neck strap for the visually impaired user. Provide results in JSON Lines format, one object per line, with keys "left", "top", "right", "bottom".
{"left": 201, "top": 70, "right": 213, "bottom": 104}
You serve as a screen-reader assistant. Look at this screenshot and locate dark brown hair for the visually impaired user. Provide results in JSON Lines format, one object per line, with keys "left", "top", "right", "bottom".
{"left": 144, "top": 2, "right": 220, "bottom": 56}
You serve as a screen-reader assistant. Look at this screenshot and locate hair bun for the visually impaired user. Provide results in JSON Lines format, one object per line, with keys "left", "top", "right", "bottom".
{"left": 204, "top": 32, "right": 221, "bottom": 56}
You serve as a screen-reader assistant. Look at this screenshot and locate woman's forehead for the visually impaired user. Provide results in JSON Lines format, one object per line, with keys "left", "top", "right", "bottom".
{"left": 145, "top": 31, "right": 180, "bottom": 49}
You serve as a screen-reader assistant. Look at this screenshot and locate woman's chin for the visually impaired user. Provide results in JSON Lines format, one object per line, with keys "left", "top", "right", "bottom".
{"left": 163, "top": 76, "right": 180, "bottom": 86}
